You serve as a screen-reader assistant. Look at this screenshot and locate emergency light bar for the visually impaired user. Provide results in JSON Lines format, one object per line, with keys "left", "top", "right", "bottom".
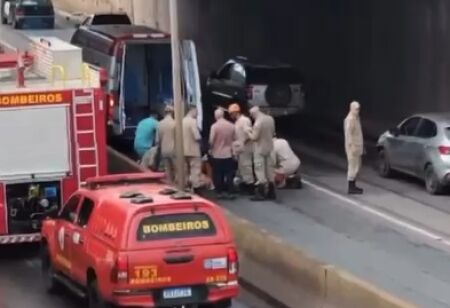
{"left": 83, "top": 172, "right": 165, "bottom": 189}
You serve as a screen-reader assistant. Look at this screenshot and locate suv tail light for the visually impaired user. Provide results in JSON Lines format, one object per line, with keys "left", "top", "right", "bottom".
{"left": 15, "top": 8, "right": 24, "bottom": 16}
{"left": 439, "top": 146, "right": 450, "bottom": 155}
{"left": 227, "top": 248, "right": 238, "bottom": 275}
{"left": 246, "top": 86, "right": 253, "bottom": 100}
{"left": 111, "top": 255, "right": 128, "bottom": 283}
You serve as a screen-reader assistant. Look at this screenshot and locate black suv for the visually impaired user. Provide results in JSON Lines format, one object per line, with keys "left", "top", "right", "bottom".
{"left": 206, "top": 57, "right": 305, "bottom": 117}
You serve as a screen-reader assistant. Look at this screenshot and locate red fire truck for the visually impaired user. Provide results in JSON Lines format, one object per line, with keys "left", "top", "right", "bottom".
{"left": 0, "top": 36, "right": 108, "bottom": 245}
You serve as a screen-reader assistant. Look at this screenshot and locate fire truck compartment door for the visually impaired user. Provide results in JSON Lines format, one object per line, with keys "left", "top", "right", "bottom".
{"left": 0, "top": 105, "right": 71, "bottom": 181}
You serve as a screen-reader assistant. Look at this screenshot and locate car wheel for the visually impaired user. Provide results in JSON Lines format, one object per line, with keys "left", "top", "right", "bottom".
{"left": 377, "top": 148, "right": 393, "bottom": 178}
{"left": 88, "top": 279, "right": 112, "bottom": 308}
{"left": 40, "top": 244, "right": 61, "bottom": 293}
{"left": 425, "top": 165, "right": 443, "bottom": 195}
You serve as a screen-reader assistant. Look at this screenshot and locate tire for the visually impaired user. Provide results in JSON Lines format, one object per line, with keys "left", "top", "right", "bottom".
{"left": 88, "top": 279, "right": 112, "bottom": 308}
{"left": 12, "top": 18, "right": 21, "bottom": 29}
{"left": 425, "top": 165, "right": 443, "bottom": 195}
{"left": 377, "top": 148, "right": 393, "bottom": 178}
{"left": 40, "top": 245, "right": 61, "bottom": 294}
{"left": 265, "top": 84, "right": 292, "bottom": 107}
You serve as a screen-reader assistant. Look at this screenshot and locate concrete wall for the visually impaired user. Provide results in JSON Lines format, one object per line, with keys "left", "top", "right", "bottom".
{"left": 55, "top": 0, "right": 450, "bottom": 136}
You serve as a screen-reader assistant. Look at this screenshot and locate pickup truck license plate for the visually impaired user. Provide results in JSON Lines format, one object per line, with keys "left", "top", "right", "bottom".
{"left": 163, "top": 287, "right": 192, "bottom": 299}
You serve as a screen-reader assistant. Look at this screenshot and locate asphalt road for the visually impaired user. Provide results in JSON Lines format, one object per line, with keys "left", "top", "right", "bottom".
{"left": 216, "top": 121, "right": 450, "bottom": 308}
{"left": 0, "top": 245, "right": 273, "bottom": 308}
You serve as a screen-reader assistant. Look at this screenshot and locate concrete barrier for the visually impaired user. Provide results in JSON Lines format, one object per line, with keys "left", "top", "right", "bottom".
{"left": 106, "top": 146, "right": 416, "bottom": 308}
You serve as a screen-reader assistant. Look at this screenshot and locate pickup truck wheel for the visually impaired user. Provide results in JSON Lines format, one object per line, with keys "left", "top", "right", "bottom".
{"left": 40, "top": 245, "right": 61, "bottom": 294}
{"left": 88, "top": 279, "right": 112, "bottom": 308}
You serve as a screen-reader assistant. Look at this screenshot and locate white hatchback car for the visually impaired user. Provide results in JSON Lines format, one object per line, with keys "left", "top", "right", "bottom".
{"left": 377, "top": 113, "right": 450, "bottom": 194}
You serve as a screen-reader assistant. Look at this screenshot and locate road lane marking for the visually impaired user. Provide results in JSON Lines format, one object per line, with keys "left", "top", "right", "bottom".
{"left": 302, "top": 178, "right": 450, "bottom": 247}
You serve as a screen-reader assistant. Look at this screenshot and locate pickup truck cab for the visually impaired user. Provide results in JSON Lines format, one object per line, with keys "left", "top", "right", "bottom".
{"left": 40, "top": 173, "right": 239, "bottom": 308}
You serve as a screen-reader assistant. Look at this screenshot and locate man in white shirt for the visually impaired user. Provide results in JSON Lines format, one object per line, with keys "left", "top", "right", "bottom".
{"left": 272, "top": 137, "right": 302, "bottom": 189}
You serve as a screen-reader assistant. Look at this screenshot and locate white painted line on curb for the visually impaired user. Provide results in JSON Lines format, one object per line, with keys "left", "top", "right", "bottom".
{"left": 302, "top": 178, "right": 450, "bottom": 247}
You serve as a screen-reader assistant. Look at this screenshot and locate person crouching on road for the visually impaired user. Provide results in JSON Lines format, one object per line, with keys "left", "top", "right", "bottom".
{"left": 228, "top": 103, "right": 255, "bottom": 195}
{"left": 183, "top": 106, "right": 203, "bottom": 194}
{"left": 157, "top": 105, "right": 176, "bottom": 184}
{"left": 134, "top": 111, "right": 159, "bottom": 160}
{"left": 209, "top": 108, "right": 236, "bottom": 199}
{"left": 272, "top": 136, "right": 302, "bottom": 189}
{"left": 344, "top": 101, "right": 364, "bottom": 194}
{"left": 247, "top": 106, "right": 276, "bottom": 201}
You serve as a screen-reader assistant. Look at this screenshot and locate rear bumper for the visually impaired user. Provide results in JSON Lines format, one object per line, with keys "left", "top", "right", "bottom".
{"left": 0, "top": 233, "right": 41, "bottom": 245}
{"left": 111, "top": 282, "right": 239, "bottom": 307}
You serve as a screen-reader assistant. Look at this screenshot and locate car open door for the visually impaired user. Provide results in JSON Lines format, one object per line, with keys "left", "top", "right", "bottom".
{"left": 112, "top": 43, "right": 127, "bottom": 136}
{"left": 181, "top": 40, "right": 203, "bottom": 131}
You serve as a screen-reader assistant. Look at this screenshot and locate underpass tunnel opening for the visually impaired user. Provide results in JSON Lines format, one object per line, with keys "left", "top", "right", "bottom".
{"left": 175, "top": 0, "right": 450, "bottom": 138}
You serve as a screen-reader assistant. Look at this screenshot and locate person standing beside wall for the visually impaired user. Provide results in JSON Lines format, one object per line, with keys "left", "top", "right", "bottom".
{"left": 344, "top": 101, "right": 364, "bottom": 194}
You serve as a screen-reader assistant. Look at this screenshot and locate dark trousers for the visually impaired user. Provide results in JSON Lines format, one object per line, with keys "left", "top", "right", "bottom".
{"left": 212, "top": 158, "right": 235, "bottom": 193}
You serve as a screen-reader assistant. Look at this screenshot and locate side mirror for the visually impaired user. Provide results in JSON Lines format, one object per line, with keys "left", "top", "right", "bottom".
{"left": 389, "top": 127, "right": 400, "bottom": 137}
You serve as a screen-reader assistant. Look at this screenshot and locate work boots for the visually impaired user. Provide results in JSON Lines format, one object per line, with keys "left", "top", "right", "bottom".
{"left": 267, "top": 182, "right": 277, "bottom": 200}
{"left": 348, "top": 181, "right": 363, "bottom": 194}
{"left": 251, "top": 184, "right": 266, "bottom": 201}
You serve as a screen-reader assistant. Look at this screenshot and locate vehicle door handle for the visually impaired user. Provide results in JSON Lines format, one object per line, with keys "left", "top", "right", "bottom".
{"left": 163, "top": 255, "right": 194, "bottom": 264}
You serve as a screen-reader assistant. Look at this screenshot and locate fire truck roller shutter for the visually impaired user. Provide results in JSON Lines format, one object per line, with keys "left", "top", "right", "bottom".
{"left": 0, "top": 105, "right": 71, "bottom": 180}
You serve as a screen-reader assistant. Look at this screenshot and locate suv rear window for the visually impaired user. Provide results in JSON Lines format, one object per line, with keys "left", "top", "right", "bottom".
{"left": 246, "top": 67, "right": 302, "bottom": 84}
{"left": 137, "top": 213, "right": 216, "bottom": 241}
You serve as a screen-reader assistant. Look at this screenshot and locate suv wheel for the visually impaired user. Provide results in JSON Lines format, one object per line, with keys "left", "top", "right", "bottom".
{"left": 425, "top": 165, "right": 442, "bottom": 195}
{"left": 88, "top": 279, "right": 111, "bottom": 308}
{"left": 40, "top": 245, "right": 61, "bottom": 293}
{"left": 377, "top": 148, "right": 392, "bottom": 178}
